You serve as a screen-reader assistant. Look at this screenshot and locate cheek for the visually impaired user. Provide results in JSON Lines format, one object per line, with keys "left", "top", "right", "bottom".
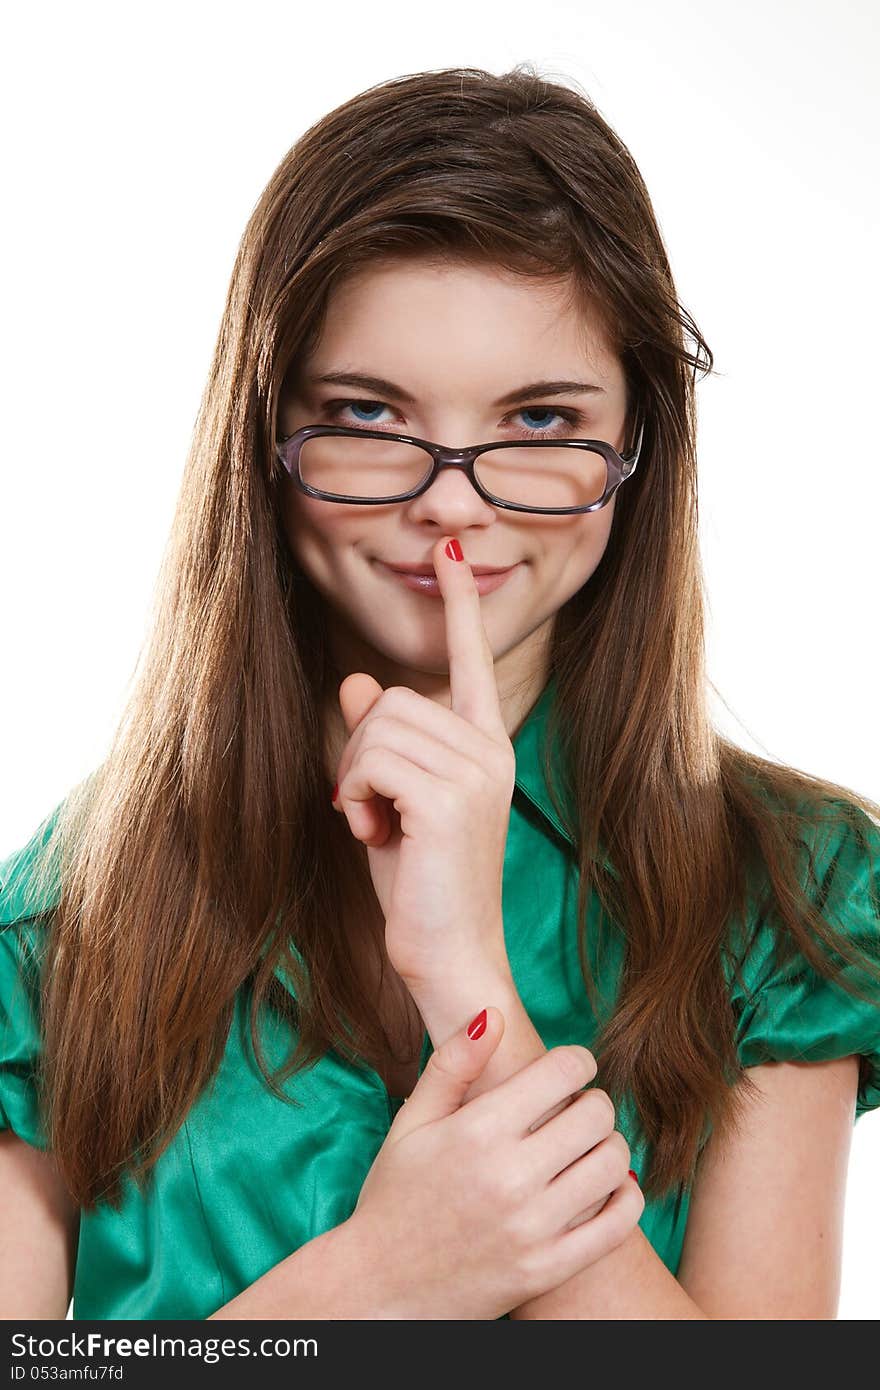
{"left": 547, "top": 501, "right": 615, "bottom": 584}
{"left": 281, "top": 489, "right": 348, "bottom": 560}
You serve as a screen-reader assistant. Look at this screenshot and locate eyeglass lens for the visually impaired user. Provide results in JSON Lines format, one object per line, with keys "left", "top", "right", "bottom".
{"left": 297, "top": 435, "right": 608, "bottom": 508}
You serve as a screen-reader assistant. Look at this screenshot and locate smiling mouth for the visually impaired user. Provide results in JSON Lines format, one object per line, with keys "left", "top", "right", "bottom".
{"left": 374, "top": 558, "right": 521, "bottom": 597}
{"left": 378, "top": 561, "right": 517, "bottom": 576}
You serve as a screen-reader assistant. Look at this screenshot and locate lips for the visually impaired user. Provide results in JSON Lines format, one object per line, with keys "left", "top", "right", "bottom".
{"left": 375, "top": 558, "right": 521, "bottom": 597}
{"left": 381, "top": 562, "right": 515, "bottom": 576}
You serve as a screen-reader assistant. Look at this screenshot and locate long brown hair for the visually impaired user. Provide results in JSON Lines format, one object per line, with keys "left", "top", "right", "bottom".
{"left": 20, "top": 64, "right": 880, "bottom": 1210}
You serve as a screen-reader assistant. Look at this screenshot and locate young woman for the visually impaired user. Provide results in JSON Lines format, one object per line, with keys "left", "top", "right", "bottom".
{"left": 2, "top": 65, "right": 879, "bottom": 1322}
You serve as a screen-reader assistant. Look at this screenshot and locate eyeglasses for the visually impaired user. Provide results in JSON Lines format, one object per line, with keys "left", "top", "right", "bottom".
{"left": 273, "top": 412, "right": 645, "bottom": 515}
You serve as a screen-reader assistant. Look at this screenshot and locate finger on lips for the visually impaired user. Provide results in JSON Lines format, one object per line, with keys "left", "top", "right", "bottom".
{"left": 434, "top": 536, "right": 507, "bottom": 740}
{"left": 332, "top": 535, "right": 506, "bottom": 834}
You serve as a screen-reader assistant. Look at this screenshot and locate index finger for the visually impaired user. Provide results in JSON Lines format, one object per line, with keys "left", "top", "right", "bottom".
{"left": 432, "top": 535, "right": 506, "bottom": 733}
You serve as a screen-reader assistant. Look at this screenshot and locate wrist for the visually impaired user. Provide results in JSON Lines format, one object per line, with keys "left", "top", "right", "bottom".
{"left": 336, "top": 1211, "right": 421, "bottom": 1319}
{"left": 403, "top": 950, "right": 519, "bottom": 1047}
{"left": 407, "top": 954, "right": 548, "bottom": 1102}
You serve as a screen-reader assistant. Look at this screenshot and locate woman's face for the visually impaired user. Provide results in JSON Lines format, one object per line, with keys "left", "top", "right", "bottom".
{"left": 277, "top": 257, "right": 628, "bottom": 720}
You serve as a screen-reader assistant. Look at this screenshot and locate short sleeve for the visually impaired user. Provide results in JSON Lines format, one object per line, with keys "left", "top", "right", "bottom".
{"left": 0, "top": 918, "right": 48, "bottom": 1148}
{"left": 0, "top": 807, "right": 63, "bottom": 1151}
{"left": 729, "top": 798, "right": 880, "bottom": 1121}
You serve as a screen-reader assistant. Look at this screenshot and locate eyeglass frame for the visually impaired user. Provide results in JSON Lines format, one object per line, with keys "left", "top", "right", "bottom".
{"left": 273, "top": 407, "right": 645, "bottom": 516}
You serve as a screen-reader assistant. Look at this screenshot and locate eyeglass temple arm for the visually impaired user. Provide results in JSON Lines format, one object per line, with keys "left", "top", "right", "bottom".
{"left": 621, "top": 409, "right": 645, "bottom": 476}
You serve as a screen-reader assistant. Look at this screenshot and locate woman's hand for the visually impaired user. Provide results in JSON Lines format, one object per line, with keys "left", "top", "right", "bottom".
{"left": 330, "top": 535, "right": 516, "bottom": 989}
{"left": 350, "top": 1007, "right": 643, "bottom": 1320}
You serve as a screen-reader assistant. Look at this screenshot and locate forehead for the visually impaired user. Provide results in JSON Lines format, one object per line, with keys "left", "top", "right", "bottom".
{"left": 305, "top": 257, "right": 622, "bottom": 394}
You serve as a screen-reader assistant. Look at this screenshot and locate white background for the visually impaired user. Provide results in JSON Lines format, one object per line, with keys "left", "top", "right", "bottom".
{"left": 2, "top": 0, "right": 878, "bottom": 1319}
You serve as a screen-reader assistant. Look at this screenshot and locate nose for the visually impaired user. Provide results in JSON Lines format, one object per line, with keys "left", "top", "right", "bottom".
{"left": 404, "top": 455, "right": 496, "bottom": 524}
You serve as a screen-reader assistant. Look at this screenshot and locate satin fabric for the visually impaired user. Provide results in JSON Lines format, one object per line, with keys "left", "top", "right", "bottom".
{"left": 2, "top": 676, "right": 879, "bottom": 1319}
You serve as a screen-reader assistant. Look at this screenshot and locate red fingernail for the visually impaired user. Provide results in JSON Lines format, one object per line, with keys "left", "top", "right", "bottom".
{"left": 331, "top": 783, "right": 338, "bottom": 802}
{"left": 467, "top": 1008, "right": 487, "bottom": 1040}
{"left": 628, "top": 1169, "right": 639, "bottom": 1182}
{"left": 445, "top": 538, "right": 463, "bottom": 562}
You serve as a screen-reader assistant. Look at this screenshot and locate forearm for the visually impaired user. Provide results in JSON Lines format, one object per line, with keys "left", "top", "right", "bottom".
{"left": 207, "top": 1215, "right": 393, "bottom": 1320}
{"left": 410, "top": 961, "right": 707, "bottom": 1319}
{"left": 510, "top": 1226, "right": 708, "bottom": 1319}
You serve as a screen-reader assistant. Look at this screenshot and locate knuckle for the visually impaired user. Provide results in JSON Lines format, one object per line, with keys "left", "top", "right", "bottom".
{"left": 550, "top": 1045, "right": 594, "bottom": 1091}
{"left": 494, "top": 1159, "right": 531, "bottom": 1211}
{"left": 423, "top": 1050, "right": 458, "bottom": 1090}
{"left": 590, "top": 1134, "right": 627, "bottom": 1191}
{"left": 512, "top": 1240, "right": 550, "bottom": 1298}
{"left": 566, "top": 1196, "right": 608, "bottom": 1230}
{"left": 599, "top": 1179, "right": 643, "bottom": 1244}
{"left": 608, "top": 1129, "right": 631, "bottom": 1171}
{"left": 435, "top": 780, "right": 461, "bottom": 820}
{"left": 358, "top": 745, "right": 380, "bottom": 778}
{"left": 625, "top": 1171, "right": 645, "bottom": 1212}
{"left": 459, "top": 1103, "right": 493, "bottom": 1150}
{"left": 366, "top": 713, "right": 394, "bottom": 741}
{"left": 586, "top": 1086, "right": 616, "bottom": 1131}
{"left": 385, "top": 685, "right": 413, "bottom": 706}
{"left": 578, "top": 1047, "right": 599, "bottom": 1083}
{"left": 502, "top": 1196, "right": 539, "bottom": 1251}
{"left": 585, "top": 1194, "right": 614, "bottom": 1222}
{"left": 508, "top": 1223, "right": 550, "bottom": 1284}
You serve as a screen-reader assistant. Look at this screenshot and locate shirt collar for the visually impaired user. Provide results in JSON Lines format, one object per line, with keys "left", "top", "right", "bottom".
{"left": 511, "top": 674, "right": 617, "bottom": 878}
{"left": 512, "top": 674, "right": 575, "bottom": 846}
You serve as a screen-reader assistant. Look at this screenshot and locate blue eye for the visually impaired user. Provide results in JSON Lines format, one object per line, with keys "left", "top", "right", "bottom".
{"left": 338, "top": 401, "right": 390, "bottom": 424}
{"left": 518, "top": 407, "right": 563, "bottom": 433}
{"left": 320, "top": 399, "right": 587, "bottom": 439}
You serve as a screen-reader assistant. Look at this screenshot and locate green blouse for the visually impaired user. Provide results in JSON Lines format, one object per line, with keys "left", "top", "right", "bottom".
{"left": 2, "top": 676, "right": 879, "bottom": 1320}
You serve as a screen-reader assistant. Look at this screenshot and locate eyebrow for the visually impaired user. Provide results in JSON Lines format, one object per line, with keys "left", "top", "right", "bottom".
{"left": 307, "top": 371, "right": 606, "bottom": 407}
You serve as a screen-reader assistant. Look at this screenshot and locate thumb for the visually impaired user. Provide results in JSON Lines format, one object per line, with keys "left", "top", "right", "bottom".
{"left": 387, "top": 1007, "right": 505, "bottom": 1140}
